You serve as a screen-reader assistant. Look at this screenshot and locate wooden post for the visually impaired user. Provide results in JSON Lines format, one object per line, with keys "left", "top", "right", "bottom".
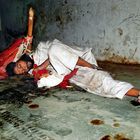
{"left": 27, "top": 7, "right": 34, "bottom": 37}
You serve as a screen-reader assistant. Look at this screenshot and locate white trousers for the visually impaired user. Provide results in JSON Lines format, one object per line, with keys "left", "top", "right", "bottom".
{"left": 37, "top": 39, "right": 133, "bottom": 99}
{"left": 70, "top": 67, "right": 133, "bottom": 99}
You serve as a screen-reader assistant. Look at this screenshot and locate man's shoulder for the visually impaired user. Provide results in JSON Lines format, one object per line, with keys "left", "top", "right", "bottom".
{"left": 37, "top": 41, "right": 52, "bottom": 50}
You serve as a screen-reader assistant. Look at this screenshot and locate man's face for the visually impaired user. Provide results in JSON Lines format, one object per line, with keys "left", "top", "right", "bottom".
{"left": 14, "top": 60, "right": 32, "bottom": 75}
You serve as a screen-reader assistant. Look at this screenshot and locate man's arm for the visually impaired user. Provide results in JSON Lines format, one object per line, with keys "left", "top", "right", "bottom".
{"left": 76, "top": 57, "right": 102, "bottom": 70}
{"left": 34, "top": 59, "right": 50, "bottom": 71}
{"left": 32, "top": 59, "right": 50, "bottom": 80}
{"left": 25, "top": 7, "right": 34, "bottom": 53}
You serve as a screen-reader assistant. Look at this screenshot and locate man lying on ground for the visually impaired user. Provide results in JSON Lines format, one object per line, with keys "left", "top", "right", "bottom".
{"left": 6, "top": 39, "right": 140, "bottom": 103}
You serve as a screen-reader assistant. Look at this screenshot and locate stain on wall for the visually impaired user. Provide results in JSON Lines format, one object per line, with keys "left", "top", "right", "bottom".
{"left": 45, "top": 0, "right": 140, "bottom": 64}
{"left": 1, "top": 0, "right": 140, "bottom": 64}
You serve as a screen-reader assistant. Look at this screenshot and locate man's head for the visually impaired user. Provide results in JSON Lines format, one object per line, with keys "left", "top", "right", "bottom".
{"left": 6, "top": 54, "right": 34, "bottom": 76}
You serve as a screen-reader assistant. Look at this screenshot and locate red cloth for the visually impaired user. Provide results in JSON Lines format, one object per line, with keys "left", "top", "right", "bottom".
{"left": 32, "top": 65, "right": 78, "bottom": 89}
{"left": 32, "top": 64, "right": 49, "bottom": 81}
{"left": 58, "top": 68, "right": 78, "bottom": 89}
{"left": 0, "top": 38, "right": 25, "bottom": 79}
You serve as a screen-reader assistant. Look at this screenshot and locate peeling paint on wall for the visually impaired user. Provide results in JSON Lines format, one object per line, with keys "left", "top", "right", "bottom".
{"left": 45, "top": 0, "right": 140, "bottom": 64}
{"left": 1, "top": 0, "right": 140, "bottom": 64}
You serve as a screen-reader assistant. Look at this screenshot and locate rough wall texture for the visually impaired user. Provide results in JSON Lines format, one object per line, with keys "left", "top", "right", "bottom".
{"left": 45, "top": 0, "right": 140, "bottom": 64}
{"left": 0, "top": 0, "right": 29, "bottom": 50}
{"left": 1, "top": 0, "right": 140, "bottom": 64}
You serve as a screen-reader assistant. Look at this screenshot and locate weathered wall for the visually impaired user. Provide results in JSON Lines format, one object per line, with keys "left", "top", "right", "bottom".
{"left": 1, "top": 0, "right": 140, "bottom": 64}
{"left": 0, "top": 0, "right": 49, "bottom": 50}
{"left": 0, "top": 0, "right": 29, "bottom": 51}
{"left": 45, "top": 0, "right": 140, "bottom": 64}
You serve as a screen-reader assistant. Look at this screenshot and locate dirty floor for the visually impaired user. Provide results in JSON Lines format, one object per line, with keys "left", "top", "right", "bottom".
{"left": 0, "top": 62, "right": 140, "bottom": 140}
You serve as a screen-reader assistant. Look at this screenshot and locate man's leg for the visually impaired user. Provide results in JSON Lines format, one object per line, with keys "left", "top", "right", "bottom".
{"left": 76, "top": 57, "right": 102, "bottom": 69}
{"left": 76, "top": 57, "right": 93, "bottom": 68}
{"left": 127, "top": 88, "right": 140, "bottom": 105}
{"left": 126, "top": 88, "right": 140, "bottom": 97}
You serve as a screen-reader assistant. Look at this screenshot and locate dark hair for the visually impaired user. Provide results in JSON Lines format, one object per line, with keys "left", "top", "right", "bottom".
{"left": 6, "top": 54, "right": 34, "bottom": 76}
{"left": 18, "top": 54, "right": 34, "bottom": 69}
{"left": 6, "top": 62, "right": 16, "bottom": 76}
{"left": 17, "top": 54, "right": 34, "bottom": 70}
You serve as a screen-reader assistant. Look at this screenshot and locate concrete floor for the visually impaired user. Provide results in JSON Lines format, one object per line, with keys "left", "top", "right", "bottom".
{"left": 0, "top": 62, "right": 140, "bottom": 140}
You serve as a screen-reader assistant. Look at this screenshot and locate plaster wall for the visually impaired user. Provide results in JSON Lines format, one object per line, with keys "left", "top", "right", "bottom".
{"left": 0, "top": 16, "right": 1, "bottom": 31}
{"left": 1, "top": 0, "right": 140, "bottom": 64}
{"left": 46, "top": 0, "right": 140, "bottom": 64}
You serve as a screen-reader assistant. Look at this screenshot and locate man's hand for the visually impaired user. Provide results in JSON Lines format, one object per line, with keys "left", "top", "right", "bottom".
{"left": 23, "top": 36, "right": 33, "bottom": 54}
{"left": 26, "top": 36, "right": 33, "bottom": 44}
{"left": 32, "top": 64, "right": 49, "bottom": 81}
{"left": 93, "top": 64, "right": 102, "bottom": 70}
